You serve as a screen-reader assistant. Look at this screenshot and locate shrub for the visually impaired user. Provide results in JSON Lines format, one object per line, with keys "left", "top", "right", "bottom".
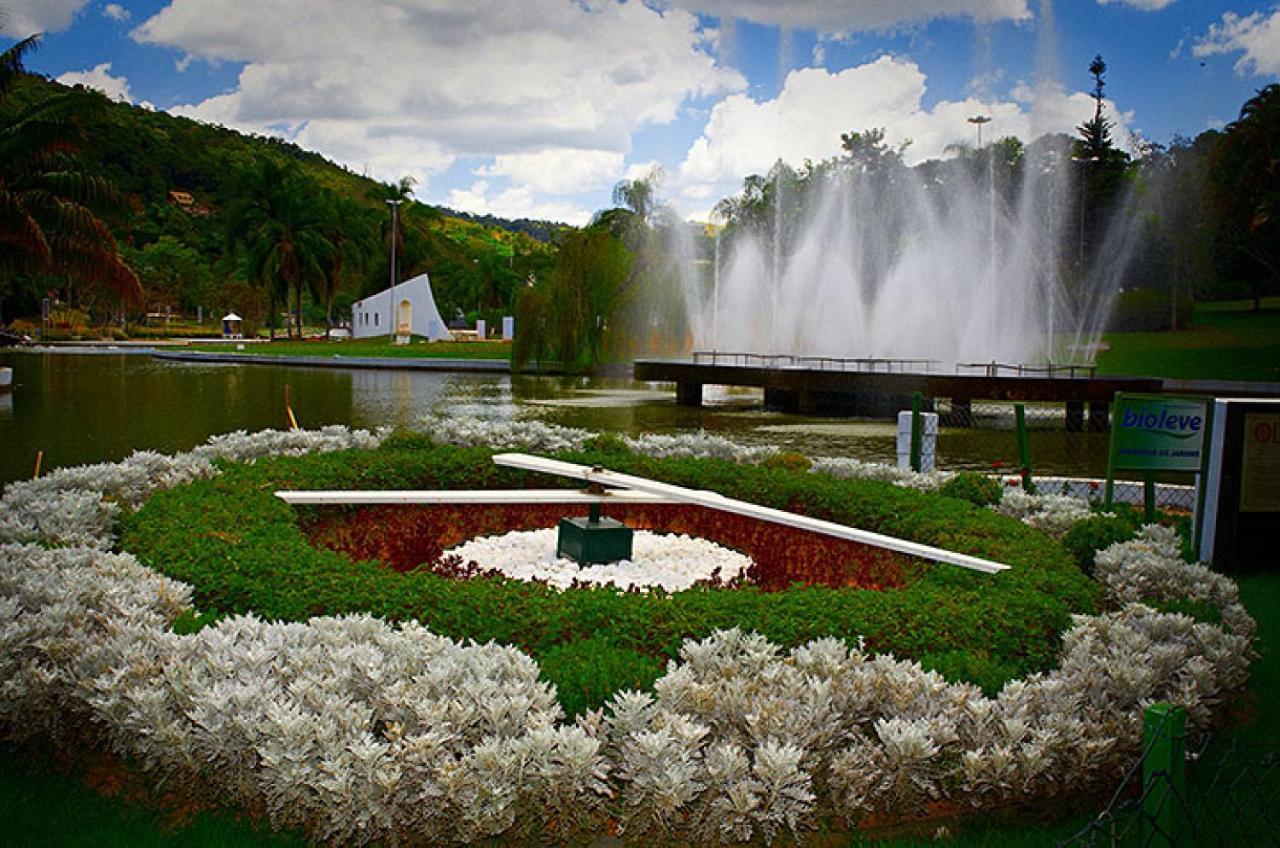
{"left": 763, "top": 451, "right": 813, "bottom": 472}
{"left": 582, "top": 431, "right": 631, "bottom": 455}
{"left": 938, "top": 471, "right": 1002, "bottom": 507}
{"left": 1062, "top": 514, "right": 1136, "bottom": 576}
{"left": 538, "top": 636, "right": 666, "bottom": 719}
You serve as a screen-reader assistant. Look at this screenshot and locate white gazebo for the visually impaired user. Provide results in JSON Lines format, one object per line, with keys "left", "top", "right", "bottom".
{"left": 351, "top": 273, "right": 450, "bottom": 342}
{"left": 220, "top": 313, "right": 243, "bottom": 339}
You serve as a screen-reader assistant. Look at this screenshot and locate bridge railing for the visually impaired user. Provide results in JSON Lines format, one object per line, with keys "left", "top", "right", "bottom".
{"left": 690, "top": 351, "right": 941, "bottom": 373}
{"left": 955, "top": 361, "right": 1098, "bottom": 379}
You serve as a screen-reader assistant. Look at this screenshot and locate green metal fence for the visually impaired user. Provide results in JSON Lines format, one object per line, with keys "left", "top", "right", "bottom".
{"left": 1059, "top": 704, "right": 1279, "bottom": 847}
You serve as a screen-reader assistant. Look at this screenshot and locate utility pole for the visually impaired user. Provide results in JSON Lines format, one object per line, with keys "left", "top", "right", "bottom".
{"left": 386, "top": 198, "right": 403, "bottom": 343}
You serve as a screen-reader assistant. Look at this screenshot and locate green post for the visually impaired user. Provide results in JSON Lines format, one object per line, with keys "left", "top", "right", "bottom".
{"left": 1104, "top": 392, "right": 1122, "bottom": 508}
{"left": 1144, "top": 472, "right": 1157, "bottom": 523}
{"left": 1015, "top": 403, "right": 1035, "bottom": 493}
{"left": 1142, "top": 702, "right": 1187, "bottom": 847}
{"left": 910, "top": 391, "right": 923, "bottom": 473}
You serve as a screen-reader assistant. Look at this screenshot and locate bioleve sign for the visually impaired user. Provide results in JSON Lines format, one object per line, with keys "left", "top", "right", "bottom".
{"left": 1110, "top": 395, "right": 1209, "bottom": 472}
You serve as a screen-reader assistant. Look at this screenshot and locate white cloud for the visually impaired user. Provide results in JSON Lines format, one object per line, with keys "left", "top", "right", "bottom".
{"left": 1096, "top": 0, "right": 1175, "bottom": 9}
{"left": 103, "top": 3, "right": 130, "bottom": 21}
{"left": 131, "top": 0, "right": 741, "bottom": 216}
{"left": 664, "top": 0, "right": 1029, "bottom": 33}
{"left": 1193, "top": 9, "right": 1280, "bottom": 76}
{"left": 132, "top": 0, "right": 740, "bottom": 153}
{"left": 478, "top": 149, "right": 625, "bottom": 195}
{"left": 446, "top": 181, "right": 591, "bottom": 226}
{"left": 56, "top": 62, "right": 133, "bottom": 103}
{"left": 675, "top": 58, "right": 1135, "bottom": 211}
{"left": 1, "top": 0, "right": 89, "bottom": 35}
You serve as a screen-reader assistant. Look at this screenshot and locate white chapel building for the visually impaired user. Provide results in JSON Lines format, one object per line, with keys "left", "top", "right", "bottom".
{"left": 351, "top": 273, "right": 451, "bottom": 341}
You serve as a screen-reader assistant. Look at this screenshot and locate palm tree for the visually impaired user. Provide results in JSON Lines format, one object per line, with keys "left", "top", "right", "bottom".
{"left": 372, "top": 175, "right": 416, "bottom": 285}
{"left": 0, "top": 35, "right": 141, "bottom": 309}
{"left": 225, "top": 158, "right": 330, "bottom": 338}
{"left": 316, "top": 191, "right": 374, "bottom": 338}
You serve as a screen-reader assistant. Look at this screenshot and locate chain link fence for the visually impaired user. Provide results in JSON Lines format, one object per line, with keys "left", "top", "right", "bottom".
{"left": 1060, "top": 705, "right": 1279, "bottom": 847}
{"left": 928, "top": 400, "right": 1200, "bottom": 512}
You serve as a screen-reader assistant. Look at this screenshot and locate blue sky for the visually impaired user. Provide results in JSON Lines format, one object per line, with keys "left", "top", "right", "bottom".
{"left": 5, "top": 1, "right": 1277, "bottom": 223}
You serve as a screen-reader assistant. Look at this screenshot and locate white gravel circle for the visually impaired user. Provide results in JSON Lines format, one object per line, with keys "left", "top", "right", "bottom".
{"left": 442, "top": 527, "right": 754, "bottom": 592}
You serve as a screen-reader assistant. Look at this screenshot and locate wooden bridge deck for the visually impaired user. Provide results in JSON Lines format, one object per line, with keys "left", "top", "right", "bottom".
{"left": 632, "top": 357, "right": 1165, "bottom": 429}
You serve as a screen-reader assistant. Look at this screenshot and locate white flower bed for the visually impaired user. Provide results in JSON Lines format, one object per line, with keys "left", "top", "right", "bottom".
{"left": 993, "top": 488, "right": 1094, "bottom": 539}
{"left": 443, "top": 528, "right": 753, "bottom": 592}
{"left": 421, "top": 417, "right": 590, "bottom": 454}
{"left": 0, "top": 425, "right": 1257, "bottom": 845}
{"left": 810, "top": 457, "right": 952, "bottom": 491}
{"left": 419, "top": 416, "right": 779, "bottom": 464}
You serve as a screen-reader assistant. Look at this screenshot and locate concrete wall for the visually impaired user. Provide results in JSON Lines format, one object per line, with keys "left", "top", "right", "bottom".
{"left": 351, "top": 274, "right": 449, "bottom": 340}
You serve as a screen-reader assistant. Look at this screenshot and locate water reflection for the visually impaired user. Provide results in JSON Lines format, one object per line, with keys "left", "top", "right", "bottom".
{"left": 0, "top": 351, "right": 1111, "bottom": 486}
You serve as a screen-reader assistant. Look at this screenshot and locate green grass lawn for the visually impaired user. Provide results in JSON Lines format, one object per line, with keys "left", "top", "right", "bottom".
{"left": 186, "top": 336, "right": 512, "bottom": 360}
{"left": 4, "top": 571, "right": 1273, "bottom": 847}
{"left": 1097, "top": 298, "right": 1280, "bottom": 382}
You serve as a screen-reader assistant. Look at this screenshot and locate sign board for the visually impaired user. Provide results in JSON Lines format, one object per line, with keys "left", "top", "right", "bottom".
{"left": 1239, "top": 412, "right": 1280, "bottom": 513}
{"left": 1105, "top": 393, "right": 1214, "bottom": 531}
{"left": 1110, "top": 394, "right": 1210, "bottom": 472}
{"left": 1199, "top": 399, "right": 1280, "bottom": 570}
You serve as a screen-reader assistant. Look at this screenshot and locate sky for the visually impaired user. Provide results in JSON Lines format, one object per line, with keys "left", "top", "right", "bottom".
{"left": 4, "top": 1, "right": 1278, "bottom": 225}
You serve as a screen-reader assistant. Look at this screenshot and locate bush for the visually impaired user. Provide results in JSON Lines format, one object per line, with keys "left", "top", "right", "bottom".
{"left": 938, "top": 471, "right": 1002, "bottom": 507}
{"left": 122, "top": 439, "right": 1098, "bottom": 711}
{"left": 582, "top": 432, "right": 630, "bottom": 455}
{"left": 1061, "top": 514, "right": 1136, "bottom": 576}
{"left": 538, "top": 636, "right": 665, "bottom": 719}
{"left": 763, "top": 451, "right": 812, "bottom": 472}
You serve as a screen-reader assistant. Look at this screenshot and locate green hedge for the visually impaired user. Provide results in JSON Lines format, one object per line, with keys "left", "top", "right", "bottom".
{"left": 121, "top": 434, "right": 1098, "bottom": 707}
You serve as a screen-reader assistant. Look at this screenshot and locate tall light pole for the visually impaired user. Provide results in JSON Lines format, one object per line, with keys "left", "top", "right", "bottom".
{"left": 967, "top": 114, "right": 991, "bottom": 149}
{"left": 386, "top": 198, "right": 403, "bottom": 342}
{"left": 969, "top": 115, "right": 995, "bottom": 354}
{"left": 1071, "top": 155, "right": 1100, "bottom": 272}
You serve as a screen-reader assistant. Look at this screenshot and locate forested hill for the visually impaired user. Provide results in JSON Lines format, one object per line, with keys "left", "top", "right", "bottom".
{"left": 1, "top": 73, "right": 563, "bottom": 329}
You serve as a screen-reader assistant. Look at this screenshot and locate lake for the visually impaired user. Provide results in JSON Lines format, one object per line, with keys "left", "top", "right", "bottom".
{"left": 0, "top": 351, "right": 1111, "bottom": 486}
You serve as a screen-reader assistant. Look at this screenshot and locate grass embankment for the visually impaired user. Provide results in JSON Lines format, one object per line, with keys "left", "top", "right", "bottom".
{"left": 1097, "top": 298, "right": 1280, "bottom": 381}
{"left": 187, "top": 336, "right": 512, "bottom": 360}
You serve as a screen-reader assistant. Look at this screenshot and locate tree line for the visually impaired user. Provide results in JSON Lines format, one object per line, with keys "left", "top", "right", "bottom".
{"left": 0, "top": 36, "right": 556, "bottom": 337}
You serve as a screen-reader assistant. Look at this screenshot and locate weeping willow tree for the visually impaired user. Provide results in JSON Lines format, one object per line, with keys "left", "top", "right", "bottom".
{"left": 592, "top": 166, "right": 693, "bottom": 358}
{"left": 513, "top": 226, "right": 631, "bottom": 372}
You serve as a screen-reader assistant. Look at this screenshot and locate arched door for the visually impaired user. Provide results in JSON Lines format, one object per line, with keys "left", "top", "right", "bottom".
{"left": 397, "top": 299, "right": 412, "bottom": 336}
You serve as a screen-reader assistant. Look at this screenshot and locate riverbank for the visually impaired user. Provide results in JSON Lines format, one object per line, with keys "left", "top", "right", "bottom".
{"left": 153, "top": 350, "right": 512, "bottom": 372}
{"left": 186, "top": 337, "right": 512, "bottom": 360}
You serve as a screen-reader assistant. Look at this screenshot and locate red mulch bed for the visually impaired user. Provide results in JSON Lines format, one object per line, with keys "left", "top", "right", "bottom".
{"left": 303, "top": 503, "right": 919, "bottom": 591}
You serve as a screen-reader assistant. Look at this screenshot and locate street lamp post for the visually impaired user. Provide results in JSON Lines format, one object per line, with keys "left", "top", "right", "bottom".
{"left": 386, "top": 198, "right": 403, "bottom": 343}
{"left": 967, "top": 114, "right": 992, "bottom": 149}
{"left": 1071, "top": 155, "right": 1100, "bottom": 273}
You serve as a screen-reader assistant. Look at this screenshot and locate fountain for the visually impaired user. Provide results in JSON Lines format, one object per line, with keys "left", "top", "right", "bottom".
{"left": 685, "top": 1, "right": 1136, "bottom": 372}
{"left": 638, "top": 1, "right": 1161, "bottom": 423}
